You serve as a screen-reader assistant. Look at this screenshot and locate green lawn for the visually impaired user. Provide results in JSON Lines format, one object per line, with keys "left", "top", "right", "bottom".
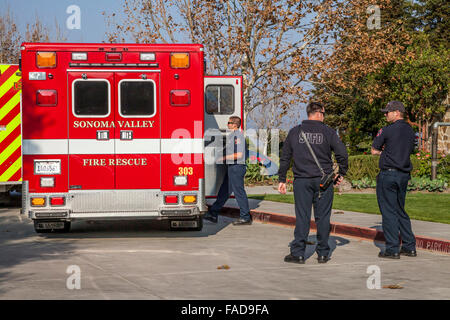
{"left": 248, "top": 193, "right": 450, "bottom": 224}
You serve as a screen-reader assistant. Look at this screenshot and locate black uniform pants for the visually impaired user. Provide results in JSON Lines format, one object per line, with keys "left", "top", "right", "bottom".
{"left": 290, "top": 177, "right": 333, "bottom": 257}
{"left": 376, "top": 170, "right": 416, "bottom": 253}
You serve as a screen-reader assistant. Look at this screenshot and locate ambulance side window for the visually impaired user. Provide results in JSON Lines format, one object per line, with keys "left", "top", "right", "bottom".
{"left": 205, "top": 85, "right": 234, "bottom": 114}
{"left": 119, "top": 80, "right": 156, "bottom": 117}
{"left": 73, "top": 80, "right": 110, "bottom": 116}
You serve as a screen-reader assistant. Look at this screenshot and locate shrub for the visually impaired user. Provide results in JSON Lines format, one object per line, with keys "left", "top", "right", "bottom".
{"left": 346, "top": 154, "right": 423, "bottom": 181}
{"left": 407, "top": 176, "right": 448, "bottom": 192}
{"left": 346, "top": 155, "right": 380, "bottom": 180}
{"left": 351, "top": 177, "right": 376, "bottom": 189}
{"left": 411, "top": 151, "right": 450, "bottom": 180}
{"left": 245, "top": 162, "right": 266, "bottom": 183}
{"left": 351, "top": 176, "right": 448, "bottom": 192}
{"left": 244, "top": 161, "right": 280, "bottom": 184}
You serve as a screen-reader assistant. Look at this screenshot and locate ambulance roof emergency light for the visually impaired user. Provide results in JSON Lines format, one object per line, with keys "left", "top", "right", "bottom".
{"left": 170, "top": 53, "right": 189, "bottom": 68}
{"left": 36, "top": 52, "right": 56, "bottom": 68}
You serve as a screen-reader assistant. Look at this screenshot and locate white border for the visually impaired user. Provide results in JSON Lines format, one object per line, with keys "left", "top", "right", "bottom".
{"left": 118, "top": 79, "right": 157, "bottom": 118}
{"left": 71, "top": 78, "right": 111, "bottom": 118}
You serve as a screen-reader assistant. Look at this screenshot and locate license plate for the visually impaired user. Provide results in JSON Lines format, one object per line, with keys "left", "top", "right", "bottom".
{"left": 171, "top": 221, "right": 197, "bottom": 228}
{"left": 34, "top": 160, "right": 61, "bottom": 175}
{"left": 36, "top": 222, "right": 65, "bottom": 230}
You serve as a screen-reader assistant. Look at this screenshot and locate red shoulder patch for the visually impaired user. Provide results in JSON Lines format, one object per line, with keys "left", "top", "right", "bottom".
{"left": 376, "top": 129, "right": 383, "bottom": 137}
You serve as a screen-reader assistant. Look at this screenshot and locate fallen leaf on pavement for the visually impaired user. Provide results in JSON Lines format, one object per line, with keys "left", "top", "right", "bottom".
{"left": 217, "top": 265, "right": 230, "bottom": 270}
{"left": 383, "top": 284, "right": 403, "bottom": 289}
{"left": 334, "top": 211, "right": 345, "bottom": 214}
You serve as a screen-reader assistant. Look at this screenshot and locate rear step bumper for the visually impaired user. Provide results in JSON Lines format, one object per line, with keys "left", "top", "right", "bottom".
{"left": 23, "top": 179, "right": 207, "bottom": 220}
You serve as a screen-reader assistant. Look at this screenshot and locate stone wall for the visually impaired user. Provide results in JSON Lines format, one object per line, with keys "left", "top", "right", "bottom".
{"left": 437, "top": 109, "right": 450, "bottom": 155}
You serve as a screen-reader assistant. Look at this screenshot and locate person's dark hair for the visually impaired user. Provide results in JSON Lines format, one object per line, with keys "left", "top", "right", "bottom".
{"left": 306, "top": 102, "right": 324, "bottom": 116}
{"left": 229, "top": 116, "right": 241, "bottom": 127}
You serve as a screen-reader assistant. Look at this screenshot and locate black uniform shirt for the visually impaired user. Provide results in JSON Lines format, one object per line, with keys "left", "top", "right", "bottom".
{"left": 278, "top": 120, "right": 348, "bottom": 182}
{"left": 372, "top": 119, "right": 415, "bottom": 172}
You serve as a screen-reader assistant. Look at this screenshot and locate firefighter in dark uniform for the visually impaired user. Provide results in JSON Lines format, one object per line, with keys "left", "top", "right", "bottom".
{"left": 203, "top": 116, "right": 252, "bottom": 225}
{"left": 371, "top": 101, "right": 417, "bottom": 259}
{"left": 278, "top": 102, "right": 348, "bottom": 264}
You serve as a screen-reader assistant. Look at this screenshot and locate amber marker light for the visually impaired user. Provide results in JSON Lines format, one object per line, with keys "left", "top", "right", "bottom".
{"left": 36, "top": 52, "right": 56, "bottom": 68}
{"left": 31, "top": 197, "right": 46, "bottom": 207}
{"left": 170, "top": 53, "right": 189, "bottom": 68}
{"left": 183, "top": 195, "right": 197, "bottom": 204}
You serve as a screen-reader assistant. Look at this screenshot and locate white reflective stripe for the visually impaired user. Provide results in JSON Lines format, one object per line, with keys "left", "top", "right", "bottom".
{"left": 161, "top": 138, "right": 204, "bottom": 154}
{"left": 69, "top": 139, "right": 115, "bottom": 154}
{"left": 23, "top": 139, "right": 204, "bottom": 155}
{"left": 115, "top": 139, "right": 160, "bottom": 154}
{"left": 23, "top": 139, "right": 68, "bottom": 155}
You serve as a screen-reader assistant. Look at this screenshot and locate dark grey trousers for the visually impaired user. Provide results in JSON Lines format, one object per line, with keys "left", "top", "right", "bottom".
{"left": 376, "top": 170, "right": 416, "bottom": 253}
{"left": 290, "top": 177, "right": 333, "bottom": 257}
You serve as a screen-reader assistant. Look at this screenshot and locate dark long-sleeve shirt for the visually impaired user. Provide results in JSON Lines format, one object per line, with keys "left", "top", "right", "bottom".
{"left": 372, "top": 119, "right": 415, "bottom": 172}
{"left": 278, "top": 120, "right": 348, "bottom": 182}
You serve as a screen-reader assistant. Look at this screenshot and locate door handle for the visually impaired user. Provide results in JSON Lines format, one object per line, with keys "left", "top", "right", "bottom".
{"left": 120, "top": 130, "right": 133, "bottom": 140}
{"left": 96, "top": 130, "right": 109, "bottom": 140}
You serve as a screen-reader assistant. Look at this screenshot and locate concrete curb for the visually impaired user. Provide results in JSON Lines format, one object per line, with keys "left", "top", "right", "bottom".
{"left": 218, "top": 206, "right": 450, "bottom": 255}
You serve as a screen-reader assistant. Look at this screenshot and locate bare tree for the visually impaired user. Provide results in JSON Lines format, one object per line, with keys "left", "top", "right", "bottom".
{"left": 0, "top": 7, "right": 21, "bottom": 64}
{"left": 1, "top": 10, "right": 68, "bottom": 64}
{"left": 105, "top": 0, "right": 409, "bottom": 128}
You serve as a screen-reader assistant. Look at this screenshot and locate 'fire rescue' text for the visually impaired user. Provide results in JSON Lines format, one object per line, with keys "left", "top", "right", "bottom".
{"left": 83, "top": 158, "right": 148, "bottom": 166}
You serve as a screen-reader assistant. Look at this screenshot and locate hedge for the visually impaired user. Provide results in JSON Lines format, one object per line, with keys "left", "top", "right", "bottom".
{"left": 345, "top": 155, "right": 421, "bottom": 181}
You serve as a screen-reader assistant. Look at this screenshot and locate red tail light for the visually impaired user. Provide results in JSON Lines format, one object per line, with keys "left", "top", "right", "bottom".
{"left": 36, "top": 90, "right": 57, "bottom": 106}
{"left": 50, "top": 197, "right": 65, "bottom": 206}
{"left": 106, "top": 53, "right": 122, "bottom": 61}
{"left": 164, "top": 195, "right": 178, "bottom": 204}
{"left": 170, "top": 90, "right": 190, "bottom": 106}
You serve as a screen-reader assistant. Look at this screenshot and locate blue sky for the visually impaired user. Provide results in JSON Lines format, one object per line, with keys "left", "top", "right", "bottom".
{"left": 2, "top": 0, "right": 127, "bottom": 42}
{"left": 2, "top": 0, "right": 308, "bottom": 127}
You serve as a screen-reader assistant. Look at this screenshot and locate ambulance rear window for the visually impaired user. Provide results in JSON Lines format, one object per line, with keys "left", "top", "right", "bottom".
{"left": 119, "top": 80, "right": 155, "bottom": 117}
{"left": 74, "top": 80, "right": 110, "bottom": 116}
{"left": 206, "top": 85, "right": 234, "bottom": 115}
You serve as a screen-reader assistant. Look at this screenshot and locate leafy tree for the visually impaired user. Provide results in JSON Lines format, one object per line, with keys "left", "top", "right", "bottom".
{"left": 312, "top": 0, "right": 449, "bottom": 150}
{"left": 412, "top": 0, "right": 450, "bottom": 46}
{"left": 385, "top": 34, "right": 449, "bottom": 124}
{"left": 104, "top": 0, "right": 406, "bottom": 128}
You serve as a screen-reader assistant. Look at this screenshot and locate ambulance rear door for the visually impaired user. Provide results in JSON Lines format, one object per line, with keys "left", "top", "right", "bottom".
{"left": 114, "top": 71, "right": 160, "bottom": 189}
{"left": 204, "top": 76, "right": 243, "bottom": 196}
{"left": 68, "top": 71, "right": 115, "bottom": 190}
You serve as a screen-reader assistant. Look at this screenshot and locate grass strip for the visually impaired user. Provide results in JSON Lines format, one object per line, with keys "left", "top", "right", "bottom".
{"left": 248, "top": 193, "right": 450, "bottom": 224}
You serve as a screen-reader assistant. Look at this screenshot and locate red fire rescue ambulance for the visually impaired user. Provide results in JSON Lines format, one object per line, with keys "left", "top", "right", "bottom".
{"left": 19, "top": 43, "right": 243, "bottom": 233}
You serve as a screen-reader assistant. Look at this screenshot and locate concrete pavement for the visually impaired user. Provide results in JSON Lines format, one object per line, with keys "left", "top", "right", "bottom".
{"left": 0, "top": 207, "right": 449, "bottom": 299}
{"left": 235, "top": 186, "right": 450, "bottom": 254}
